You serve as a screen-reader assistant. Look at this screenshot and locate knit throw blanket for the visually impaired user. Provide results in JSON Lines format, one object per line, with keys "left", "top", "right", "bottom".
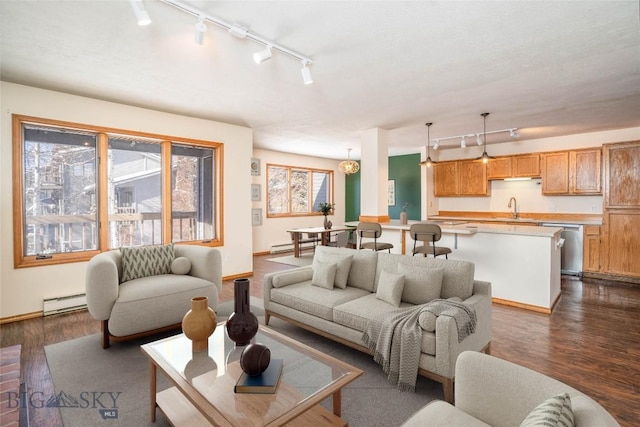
{"left": 361, "top": 299, "right": 477, "bottom": 392}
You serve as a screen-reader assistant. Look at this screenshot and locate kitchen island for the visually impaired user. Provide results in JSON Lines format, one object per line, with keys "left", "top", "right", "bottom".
{"left": 347, "top": 220, "right": 563, "bottom": 313}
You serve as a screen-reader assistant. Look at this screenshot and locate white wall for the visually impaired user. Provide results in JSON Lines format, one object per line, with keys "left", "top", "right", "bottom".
{"left": 430, "top": 128, "right": 640, "bottom": 215}
{"left": 251, "top": 148, "right": 345, "bottom": 253}
{"left": 0, "top": 82, "right": 253, "bottom": 319}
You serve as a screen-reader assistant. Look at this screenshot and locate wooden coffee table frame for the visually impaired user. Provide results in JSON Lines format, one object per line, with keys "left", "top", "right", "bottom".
{"left": 141, "top": 323, "right": 363, "bottom": 426}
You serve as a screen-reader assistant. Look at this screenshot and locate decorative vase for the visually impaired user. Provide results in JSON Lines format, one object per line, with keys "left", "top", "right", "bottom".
{"left": 400, "top": 211, "right": 408, "bottom": 225}
{"left": 240, "top": 343, "right": 271, "bottom": 376}
{"left": 182, "top": 296, "right": 217, "bottom": 352}
{"left": 324, "top": 215, "right": 332, "bottom": 229}
{"left": 226, "top": 279, "right": 259, "bottom": 346}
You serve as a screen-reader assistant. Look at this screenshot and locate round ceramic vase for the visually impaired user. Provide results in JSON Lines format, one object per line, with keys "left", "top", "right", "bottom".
{"left": 182, "top": 296, "right": 217, "bottom": 352}
{"left": 226, "top": 279, "right": 259, "bottom": 346}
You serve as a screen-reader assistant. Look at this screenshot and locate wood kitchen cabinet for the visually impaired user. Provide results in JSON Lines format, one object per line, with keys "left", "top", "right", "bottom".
{"left": 487, "top": 154, "right": 540, "bottom": 180}
{"left": 601, "top": 141, "right": 640, "bottom": 279}
{"left": 541, "top": 148, "right": 601, "bottom": 195}
{"left": 433, "top": 160, "right": 488, "bottom": 197}
{"left": 583, "top": 225, "right": 601, "bottom": 272}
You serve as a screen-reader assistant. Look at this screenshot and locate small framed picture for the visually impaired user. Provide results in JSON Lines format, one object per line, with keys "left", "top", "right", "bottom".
{"left": 251, "top": 184, "right": 261, "bottom": 201}
{"left": 388, "top": 180, "right": 396, "bottom": 206}
{"left": 251, "top": 208, "right": 262, "bottom": 226}
{"left": 250, "top": 158, "right": 261, "bottom": 176}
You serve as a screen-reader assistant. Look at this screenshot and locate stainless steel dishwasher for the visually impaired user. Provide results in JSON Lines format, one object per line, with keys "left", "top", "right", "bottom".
{"left": 541, "top": 223, "right": 583, "bottom": 276}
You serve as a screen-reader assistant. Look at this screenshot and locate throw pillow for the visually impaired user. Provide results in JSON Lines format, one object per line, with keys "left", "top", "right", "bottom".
{"left": 311, "top": 261, "right": 337, "bottom": 289}
{"left": 120, "top": 243, "right": 174, "bottom": 282}
{"left": 313, "top": 254, "right": 353, "bottom": 289}
{"left": 397, "top": 264, "right": 444, "bottom": 305}
{"left": 520, "top": 392, "right": 574, "bottom": 427}
{"left": 376, "top": 270, "right": 405, "bottom": 307}
{"left": 171, "top": 257, "right": 191, "bottom": 275}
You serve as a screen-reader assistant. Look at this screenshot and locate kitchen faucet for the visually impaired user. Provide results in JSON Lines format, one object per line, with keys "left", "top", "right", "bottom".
{"left": 508, "top": 197, "right": 517, "bottom": 219}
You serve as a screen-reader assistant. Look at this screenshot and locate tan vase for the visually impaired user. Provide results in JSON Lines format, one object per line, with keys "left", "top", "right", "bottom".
{"left": 182, "top": 296, "right": 217, "bottom": 352}
{"left": 400, "top": 211, "right": 408, "bottom": 225}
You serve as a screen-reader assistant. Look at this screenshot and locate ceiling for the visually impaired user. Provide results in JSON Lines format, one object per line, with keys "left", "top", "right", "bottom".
{"left": 1, "top": 1, "right": 639, "bottom": 160}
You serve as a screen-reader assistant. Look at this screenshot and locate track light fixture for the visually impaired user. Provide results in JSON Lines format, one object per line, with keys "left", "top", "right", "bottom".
{"left": 428, "top": 123, "right": 519, "bottom": 149}
{"left": 460, "top": 136, "right": 467, "bottom": 148}
{"left": 476, "top": 134, "right": 483, "bottom": 145}
{"left": 130, "top": 0, "right": 151, "bottom": 26}
{"left": 433, "top": 141, "right": 439, "bottom": 150}
{"left": 158, "top": 0, "right": 314, "bottom": 84}
{"left": 420, "top": 122, "right": 436, "bottom": 167}
{"left": 510, "top": 129, "right": 520, "bottom": 138}
{"left": 253, "top": 45, "right": 272, "bottom": 64}
{"left": 475, "top": 112, "right": 497, "bottom": 164}
{"left": 194, "top": 15, "right": 207, "bottom": 45}
{"left": 301, "top": 61, "right": 313, "bottom": 85}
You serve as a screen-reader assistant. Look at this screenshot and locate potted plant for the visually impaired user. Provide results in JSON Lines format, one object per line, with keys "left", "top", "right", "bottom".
{"left": 318, "top": 202, "right": 334, "bottom": 229}
{"left": 400, "top": 202, "right": 411, "bottom": 225}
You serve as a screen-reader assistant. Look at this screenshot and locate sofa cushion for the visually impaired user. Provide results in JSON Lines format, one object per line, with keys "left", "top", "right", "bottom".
{"left": 418, "top": 297, "right": 463, "bottom": 331}
{"left": 397, "top": 264, "right": 444, "bottom": 305}
{"left": 520, "top": 392, "right": 574, "bottom": 427}
{"left": 313, "top": 252, "right": 353, "bottom": 289}
{"left": 120, "top": 243, "right": 174, "bottom": 282}
{"left": 401, "top": 400, "right": 490, "bottom": 427}
{"left": 376, "top": 270, "right": 405, "bottom": 307}
{"left": 270, "top": 282, "right": 370, "bottom": 321}
{"left": 333, "top": 294, "right": 412, "bottom": 332}
{"left": 272, "top": 267, "right": 313, "bottom": 288}
{"left": 171, "top": 257, "right": 191, "bottom": 275}
{"left": 312, "top": 261, "right": 337, "bottom": 289}
{"left": 313, "top": 246, "right": 378, "bottom": 292}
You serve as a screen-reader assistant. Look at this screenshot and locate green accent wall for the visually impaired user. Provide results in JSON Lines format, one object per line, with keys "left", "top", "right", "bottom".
{"left": 344, "top": 153, "right": 421, "bottom": 221}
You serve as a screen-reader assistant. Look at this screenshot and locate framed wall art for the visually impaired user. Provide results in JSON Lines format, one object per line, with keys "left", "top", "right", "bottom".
{"left": 250, "top": 158, "right": 261, "bottom": 176}
{"left": 251, "top": 184, "right": 261, "bottom": 201}
{"left": 388, "top": 180, "right": 396, "bottom": 206}
{"left": 251, "top": 208, "right": 262, "bottom": 226}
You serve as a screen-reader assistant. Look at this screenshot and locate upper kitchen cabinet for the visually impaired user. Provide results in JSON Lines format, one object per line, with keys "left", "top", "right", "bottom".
{"left": 433, "top": 160, "right": 489, "bottom": 197}
{"left": 541, "top": 148, "right": 601, "bottom": 195}
{"left": 604, "top": 141, "right": 640, "bottom": 208}
{"left": 487, "top": 154, "right": 540, "bottom": 180}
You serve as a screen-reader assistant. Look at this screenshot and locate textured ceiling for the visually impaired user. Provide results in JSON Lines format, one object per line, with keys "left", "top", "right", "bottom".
{"left": 1, "top": 1, "right": 639, "bottom": 160}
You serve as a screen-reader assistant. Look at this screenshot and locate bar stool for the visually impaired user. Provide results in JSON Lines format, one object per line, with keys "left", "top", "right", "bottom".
{"left": 357, "top": 222, "right": 394, "bottom": 252}
{"left": 410, "top": 223, "right": 452, "bottom": 259}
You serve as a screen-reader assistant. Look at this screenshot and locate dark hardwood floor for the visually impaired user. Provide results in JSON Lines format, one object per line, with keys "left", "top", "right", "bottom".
{"left": 1, "top": 254, "right": 639, "bottom": 426}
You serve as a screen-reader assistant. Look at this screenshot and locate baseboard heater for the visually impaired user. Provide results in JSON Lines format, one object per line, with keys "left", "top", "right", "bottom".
{"left": 43, "top": 293, "right": 87, "bottom": 316}
{"left": 270, "top": 242, "right": 315, "bottom": 254}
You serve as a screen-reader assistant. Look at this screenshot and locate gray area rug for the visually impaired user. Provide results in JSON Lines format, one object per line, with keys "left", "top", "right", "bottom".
{"left": 266, "top": 253, "right": 314, "bottom": 267}
{"left": 45, "top": 299, "right": 439, "bottom": 426}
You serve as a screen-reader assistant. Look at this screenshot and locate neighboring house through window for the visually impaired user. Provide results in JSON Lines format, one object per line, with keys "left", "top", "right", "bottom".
{"left": 12, "top": 115, "right": 223, "bottom": 268}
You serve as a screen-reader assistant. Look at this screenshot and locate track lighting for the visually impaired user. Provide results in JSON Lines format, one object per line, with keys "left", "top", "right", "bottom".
{"left": 301, "top": 61, "right": 313, "bottom": 85}
{"left": 433, "top": 141, "right": 439, "bottom": 150}
{"left": 510, "top": 129, "right": 520, "bottom": 138}
{"left": 460, "top": 137, "right": 466, "bottom": 148}
{"left": 427, "top": 122, "right": 519, "bottom": 149}
{"left": 476, "top": 134, "right": 483, "bottom": 145}
{"left": 228, "top": 23, "right": 248, "bottom": 39}
{"left": 130, "top": 0, "right": 151, "bottom": 26}
{"left": 253, "top": 45, "right": 272, "bottom": 64}
{"left": 194, "top": 15, "right": 207, "bottom": 45}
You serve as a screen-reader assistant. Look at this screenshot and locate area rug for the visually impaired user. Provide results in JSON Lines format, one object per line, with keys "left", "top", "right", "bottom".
{"left": 45, "top": 300, "right": 439, "bottom": 426}
{"left": 266, "top": 253, "right": 314, "bottom": 267}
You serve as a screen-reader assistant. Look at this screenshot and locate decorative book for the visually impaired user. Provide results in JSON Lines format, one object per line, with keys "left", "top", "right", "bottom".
{"left": 234, "top": 359, "right": 283, "bottom": 394}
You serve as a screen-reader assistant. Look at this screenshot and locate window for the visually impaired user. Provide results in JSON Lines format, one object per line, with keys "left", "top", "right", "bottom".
{"left": 266, "top": 164, "right": 333, "bottom": 217}
{"left": 13, "top": 115, "right": 223, "bottom": 268}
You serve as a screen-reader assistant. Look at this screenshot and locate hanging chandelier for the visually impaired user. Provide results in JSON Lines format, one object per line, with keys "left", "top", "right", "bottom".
{"left": 338, "top": 148, "right": 360, "bottom": 175}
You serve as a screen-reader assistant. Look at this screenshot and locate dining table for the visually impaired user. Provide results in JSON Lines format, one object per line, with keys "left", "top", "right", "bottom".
{"left": 286, "top": 225, "right": 354, "bottom": 257}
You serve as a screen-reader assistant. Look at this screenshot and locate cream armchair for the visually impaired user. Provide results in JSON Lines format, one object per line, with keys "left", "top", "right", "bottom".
{"left": 403, "top": 351, "right": 619, "bottom": 427}
{"left": 86, "top": 245, "right": 221, "bottom": 348}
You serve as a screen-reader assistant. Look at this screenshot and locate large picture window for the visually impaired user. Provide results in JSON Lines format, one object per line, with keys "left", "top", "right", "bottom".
{"left": 13, "top": 115, "right": 223, "bottom": 268}
{"left": 266, "top": 164, "right": 333, "bottom": 217}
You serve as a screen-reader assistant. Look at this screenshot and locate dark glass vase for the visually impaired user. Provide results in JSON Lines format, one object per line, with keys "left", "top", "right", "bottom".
{"left": 225, "top": 278, "right": 258, "bottom": 346}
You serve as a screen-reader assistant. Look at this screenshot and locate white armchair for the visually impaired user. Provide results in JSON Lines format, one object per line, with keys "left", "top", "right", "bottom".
{"left": 86, "top": 245, "right": 221, "bottom": 348}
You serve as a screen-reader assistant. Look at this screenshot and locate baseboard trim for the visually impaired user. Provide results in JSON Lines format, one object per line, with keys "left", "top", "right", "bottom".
{"left": 492, "top": 297, "right": 552, "bottom": 314}
{"left": 0, "top": 310, "right": 42, "bottom": 325}
{"left": 223, "top": 272, "right": 253, "bottom": 281}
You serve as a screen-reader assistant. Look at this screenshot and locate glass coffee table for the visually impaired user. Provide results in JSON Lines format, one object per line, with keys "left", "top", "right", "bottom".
{"left": 141, "top": 322, "right": 363, "bottom": 426}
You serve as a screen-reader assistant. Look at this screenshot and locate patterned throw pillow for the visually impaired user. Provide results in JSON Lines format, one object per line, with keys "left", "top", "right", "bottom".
{"left": 520, "top": 392, "right": 575, "bottom": 427}
{"left": 120, "top": 244, "right": 175, "bottom": 282}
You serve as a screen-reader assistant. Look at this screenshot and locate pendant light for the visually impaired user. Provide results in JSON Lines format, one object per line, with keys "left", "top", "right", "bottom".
{"left": 338, "top": 148, "right": 360, "bottom": 175}
{"left": 420, "top": 122, "right": 436, "bottom": 167}
{"left": 475, "top": 112, "right": 496, "bottom": 163}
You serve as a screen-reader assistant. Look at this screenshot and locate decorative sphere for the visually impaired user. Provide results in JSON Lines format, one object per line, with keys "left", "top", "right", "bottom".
{"left": 240, "top": 343, "right": 271, "bottom": 376}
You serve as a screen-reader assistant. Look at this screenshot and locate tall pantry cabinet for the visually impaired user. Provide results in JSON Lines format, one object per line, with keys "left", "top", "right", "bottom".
{"left": 602, "top": 141, "right": 640, "bottom": 279}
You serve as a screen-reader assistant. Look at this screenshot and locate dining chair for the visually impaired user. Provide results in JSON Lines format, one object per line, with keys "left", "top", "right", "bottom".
{"left": 356, "top": 222, "right": 394, "bottom": 252}
{"left": 409, "top": 223, "right": 452, "bottom": 258}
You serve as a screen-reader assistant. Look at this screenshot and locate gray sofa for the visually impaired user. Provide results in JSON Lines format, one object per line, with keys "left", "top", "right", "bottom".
{"left": 263, "top": 245, "right": 492, "bottom": 402}
{"left": 86, "top": 245, "right": 221, "bottom": 348}
{"left": 403, "top": 351, "right": 620, "bottom": 426}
